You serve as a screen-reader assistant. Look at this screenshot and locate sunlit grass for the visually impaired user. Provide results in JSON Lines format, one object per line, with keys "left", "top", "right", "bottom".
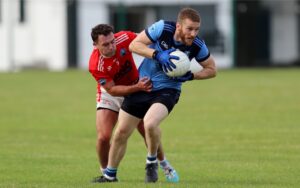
{"left": 0, "top": 68, "right": 299, "bottom": 187}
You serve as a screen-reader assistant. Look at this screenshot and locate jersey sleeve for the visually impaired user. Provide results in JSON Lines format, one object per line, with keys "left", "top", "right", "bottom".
{"left": 88, "top": 50, "right": 112, "bottom": 85}
{"left": 145, "top": 20, "right": 164, "bottom": 43}
{"left": 195, "top": 40, "right": 210, "bottom": 62}
{"left": 90, "top": 69, "right": 112, "bottom": 86}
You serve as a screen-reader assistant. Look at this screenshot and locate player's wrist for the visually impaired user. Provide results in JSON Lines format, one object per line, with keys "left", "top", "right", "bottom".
{"left": 152, "top": 50, "right": 159, "bottom": 60}
{"left": 189, "top": 72, "right": 194, "bottom": 80}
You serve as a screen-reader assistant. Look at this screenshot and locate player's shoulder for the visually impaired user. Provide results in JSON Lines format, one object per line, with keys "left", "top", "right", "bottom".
{"left": 115, "top": 31, "right": 136, "bottom": 42}
{"left": 89, "top": 48, "right": 99, "bottom": 63}
{"left": 156, "top": 20, "right": 175, "bottom": 35}
{"left": 163, "top": 20, "right": 176, "bottom": 29}
{"left": 89, "top": 48, "right": 100, "bottom": 70}
{"left": 150, "top": 20, "right": 175, "bottom": 32}
{"left": 193, "top": 37, "right": 206, "bottom": 48}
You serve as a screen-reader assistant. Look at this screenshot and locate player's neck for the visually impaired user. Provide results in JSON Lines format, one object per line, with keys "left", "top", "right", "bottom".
{"left": 99, "top": 49, "right": 115, "bottom": 59}
{"left": 100, "top": 53, "right": 114, "bottom": 59}
{"left": 174, "top": 31, "right": 183, "bottom": 44}
{"left": 101, "top": 54, "right": 112, "bottom": 58}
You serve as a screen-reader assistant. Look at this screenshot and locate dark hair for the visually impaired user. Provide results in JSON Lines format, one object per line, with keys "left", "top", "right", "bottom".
{"left": 91, "top": 24, "right": 114, "bottom": 43}
{"left": 177, "top": 7, "right": 201, "bottom": 23}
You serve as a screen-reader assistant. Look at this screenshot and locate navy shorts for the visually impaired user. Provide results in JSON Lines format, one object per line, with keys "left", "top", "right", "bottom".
{"left": 121, "top": 88, "right": 181, "bottom": 119}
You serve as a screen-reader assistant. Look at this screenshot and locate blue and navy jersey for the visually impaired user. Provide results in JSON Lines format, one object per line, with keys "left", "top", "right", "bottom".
{"left": 139, "top": 20, "right": 210, "bottom": 91}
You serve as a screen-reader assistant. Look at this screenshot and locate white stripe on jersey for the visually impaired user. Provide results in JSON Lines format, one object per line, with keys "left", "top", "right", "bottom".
{"left": 116, "top": 33, "right": 129, "bottom": 44}
{"left": 116, "top": 37, "right": 128, "bottom": 44}
{"left": 97, "top": 56, "right": 104, "bottom": 72}
{"left": 116, "top": 33, "right": 128, "bottom": 42}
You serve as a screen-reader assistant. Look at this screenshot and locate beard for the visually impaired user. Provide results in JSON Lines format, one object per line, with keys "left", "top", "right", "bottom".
{"left": 184, "top": 37, "right": 194, "bottom": 46}
{"left": 108, "top": 50, "right": 116, "bottom": 57}
{"left": 178, "top": 29, "right": 194, "bottom": 46}
{"left": 104, "top": 49, "right": 116, "bottom": 58}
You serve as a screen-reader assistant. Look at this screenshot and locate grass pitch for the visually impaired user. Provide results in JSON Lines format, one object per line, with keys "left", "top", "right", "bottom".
{"left": 0, "top": 68, "right": 299, "bottom": 188}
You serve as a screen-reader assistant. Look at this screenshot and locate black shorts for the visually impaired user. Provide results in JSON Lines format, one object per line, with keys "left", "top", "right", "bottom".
{"left": 121, "top": 88, "right": 181, "bottom": 119}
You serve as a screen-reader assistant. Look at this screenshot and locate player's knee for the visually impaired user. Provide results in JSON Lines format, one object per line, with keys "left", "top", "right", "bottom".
{"left": 144, "top": 121, "right": 158, "bottom": 132}
{"left": 97, "top": 134, "right": 111, "bottom": 144}
{"left": 113, "top": 128, "right": 130, "bottom": 142}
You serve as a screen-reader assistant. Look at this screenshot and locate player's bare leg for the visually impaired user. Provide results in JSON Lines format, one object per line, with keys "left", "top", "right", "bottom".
{"left": 95, "top": 109, "right": 118, "bottom": 173}
{"left": 136, "top": 119, "right": 178, "bottom": 181}
{"left": 136, "top": 121, "right": 165, "bottom": 160}
{"left": 142, "top": 103, "right": 168, "bottom": 182}
{"left": 100, "top": 109, "right": 141, "bottom": 181}
{"left": 143, "top": 103, "right": 179, "bottom": 182}
{"left": 144, "top": 103, "right": 168, "bottom": 157}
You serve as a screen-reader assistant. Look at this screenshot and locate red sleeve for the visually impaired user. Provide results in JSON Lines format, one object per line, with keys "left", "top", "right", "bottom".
{"left": 88, "top": 49, "right": 112, "bottom": 84}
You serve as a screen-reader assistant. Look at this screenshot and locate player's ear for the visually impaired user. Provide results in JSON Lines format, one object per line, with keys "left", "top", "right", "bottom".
{"left": 93, "top": 38, "right": 100, "bottom": 46}
{"left": 176, "top": 22, "right": 181, "bottom": 30}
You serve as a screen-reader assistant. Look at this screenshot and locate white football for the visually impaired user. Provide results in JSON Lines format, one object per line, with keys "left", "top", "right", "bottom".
{"left": 165, "top": 50, "right": 191, "bottom": 77}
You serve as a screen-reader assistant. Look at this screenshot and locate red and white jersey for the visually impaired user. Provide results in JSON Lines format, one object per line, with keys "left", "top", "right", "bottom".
{"left": 89, "top": 31, "right": 139, "bottom": 103}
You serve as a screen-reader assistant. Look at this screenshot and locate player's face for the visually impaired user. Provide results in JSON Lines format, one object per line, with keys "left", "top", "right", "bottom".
{"left": 95, "top": 32, "right": 116, "bottom": 57}
{"left": 177, "top": 19, "right": 200, "bottom": 46}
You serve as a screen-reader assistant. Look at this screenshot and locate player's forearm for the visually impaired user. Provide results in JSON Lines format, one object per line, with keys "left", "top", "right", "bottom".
{"left": 193, "top": 67, "right": 217, "bottom": 80}
{"left": 129, "top": 41, "right": 154, "bottom": 59}
{"left": 106, "top": 85, "right": 140, "bottom": 97}
{"left": 194, "top": 56, "right": 217, "bottom": 80}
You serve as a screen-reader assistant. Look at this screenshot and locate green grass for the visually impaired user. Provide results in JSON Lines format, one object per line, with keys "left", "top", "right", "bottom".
{"left": 0, "top": 68, "right": 300, "bottom": 187}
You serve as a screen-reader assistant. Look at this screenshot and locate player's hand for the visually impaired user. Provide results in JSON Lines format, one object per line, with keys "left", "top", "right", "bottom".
{"left": 137, "top": 77, "right": 152, "bottom": 92}
{"left": 153, "top": 49, "right": 178, "bottom": 73}
{"left": 172, "top": 71, "right": 194, "bottom": 82}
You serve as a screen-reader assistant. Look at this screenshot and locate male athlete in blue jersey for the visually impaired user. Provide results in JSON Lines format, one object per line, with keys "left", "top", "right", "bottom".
{"left": 97, "top": 7, "right": 217, "bottom": 183}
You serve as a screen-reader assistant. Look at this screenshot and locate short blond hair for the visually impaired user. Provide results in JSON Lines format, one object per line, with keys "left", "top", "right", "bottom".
{"left": 177, "top": 8, "right": 201, "bottom": 23}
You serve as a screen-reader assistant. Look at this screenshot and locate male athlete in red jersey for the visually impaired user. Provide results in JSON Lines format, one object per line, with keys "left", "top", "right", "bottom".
{"left": 88, "top": 24, "right": 178, "bottom": 183}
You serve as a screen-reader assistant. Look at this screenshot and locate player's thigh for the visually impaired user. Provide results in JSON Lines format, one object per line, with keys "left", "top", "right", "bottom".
{"left": 96, "top": 109, "right": 118, "bottom": 138}
{"left": 136, "top": 121, "right": 145, "bottom": 137}
{"left": 143, "top": 103, "right": 169, "bottom": 129}
{"left": 114, "top": 109, "right": 142, "bottom": 139}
